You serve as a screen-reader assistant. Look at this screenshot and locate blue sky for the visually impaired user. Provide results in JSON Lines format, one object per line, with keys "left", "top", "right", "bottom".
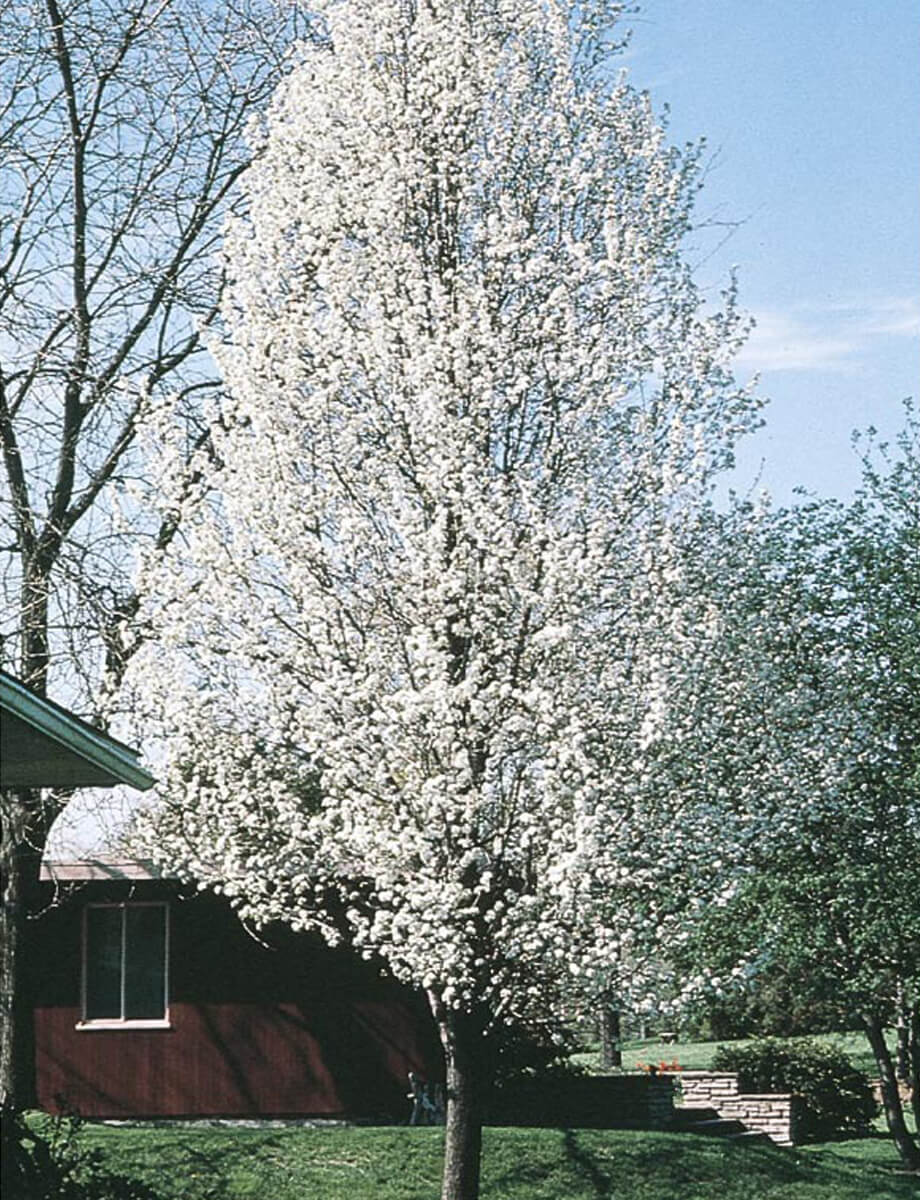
{"left": 622, "top": 0, "right": 919, "bottom": 505}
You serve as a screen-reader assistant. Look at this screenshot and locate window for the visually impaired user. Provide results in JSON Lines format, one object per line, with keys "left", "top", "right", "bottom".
{"left": 81, "top": 903, "right": 169, "bottom": 1026}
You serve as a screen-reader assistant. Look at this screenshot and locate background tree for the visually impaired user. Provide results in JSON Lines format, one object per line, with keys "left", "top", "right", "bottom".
{"left": 677, "top": 410, "right": 920, "bottom": 1170}
{"left": 124, "top": 2, "right": 757, "bottom": 1197}
{"left": 0, "top": 0, "right": 307, "bottom": 1111}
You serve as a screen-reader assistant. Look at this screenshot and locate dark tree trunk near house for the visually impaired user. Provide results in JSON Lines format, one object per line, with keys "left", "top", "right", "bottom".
{"left": 862, "top": 1011, "right": 920, "bottom": 1171}
{"left": 430, "top": 994, "right": 491, "bottom": 1200}
{"left": 1, "top": 553, "right": 55, "bottom": 1116}
{"left": 1, "top": 788, "right": 48, "bottom": 1199}
{"left": 598, "top": 1003, "right": 622, "bottom": 1069}
{"left": 0, "top": 791, "right": 45, "bottom": 1112}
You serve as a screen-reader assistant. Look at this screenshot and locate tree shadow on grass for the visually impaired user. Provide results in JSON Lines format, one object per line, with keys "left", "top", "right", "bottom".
{"left": 626, "top": 1132, "right": 917, "bottom": 1199}
{"left": 487, "top": 1130, "right": 918, "bottom": 1200}
{"left": 638, "top": 1136, "right": 791, "bottom": 1180}
{"left": 484, "top": 1129, "right": 617, "bottom": 1199}
{"left": 132, "top": 1130, "right": 291, "bottom": 1200}
{"left": 560, "top": 1129, "right": 615, "bottom": 1198}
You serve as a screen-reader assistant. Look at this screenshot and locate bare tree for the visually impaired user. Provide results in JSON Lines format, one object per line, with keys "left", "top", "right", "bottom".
{"left": 0, "top": 0, "right": 307, "bottom": 1110}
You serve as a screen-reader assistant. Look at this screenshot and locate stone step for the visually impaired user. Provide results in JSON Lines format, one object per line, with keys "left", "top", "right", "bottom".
{"left": 675, "top": 1106, "right": 776, "bottom": 1144}
{"left": 676, "top": 1116, "right": 748, "bottom": 1138}
{"left": 673, "top": 1106, "right": 720, "bottom": 1124}
{"left": 728, "top": 1130, "right": 771, "bottom": 1145}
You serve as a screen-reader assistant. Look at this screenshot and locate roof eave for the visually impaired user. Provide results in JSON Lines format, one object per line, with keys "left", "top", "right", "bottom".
{"left": 0, "top": 672, "right": 155, "bottom": 792}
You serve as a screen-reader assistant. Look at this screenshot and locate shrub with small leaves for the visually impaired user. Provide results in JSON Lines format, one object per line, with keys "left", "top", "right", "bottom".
{"left": 711, "top": 1037, "right": 878, "bottom": 1141}
{"left": 1, "top": 1109, "right": 159, "bottom": 1200}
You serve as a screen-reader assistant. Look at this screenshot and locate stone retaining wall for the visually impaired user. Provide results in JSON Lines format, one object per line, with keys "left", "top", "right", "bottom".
{"left": 491, "top": 1073, "right": 676, "bottom": 1129}
{"left": 679, "top": 1071, "right": 799, "bottom": 1145}
{"left": 645, "top": 1076, "right": 677, "bottom": 1129}
{"left": 679, "top": 1071, "right": 740, "bottom": 1110}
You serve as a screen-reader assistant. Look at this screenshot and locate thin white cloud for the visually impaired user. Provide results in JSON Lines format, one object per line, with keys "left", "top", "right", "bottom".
{"left": 736, "top": 313, "right": 854, "bottom": 372}
{"left": 735, "top": 296, "right": 920, "bottom": 373}
{"left": 848, "top": 296, "right": 920, "bottom": 339}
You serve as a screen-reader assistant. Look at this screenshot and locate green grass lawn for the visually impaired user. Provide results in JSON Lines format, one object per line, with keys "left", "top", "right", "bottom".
{"left": 71, "top": 1123, "right": 918, "bottom": 1200}
{"left": 22, "top": 1030, "right": 914, "bottom": 1198}
{"left": 575, "top": 1028, "right": 893, "bottom": 1076}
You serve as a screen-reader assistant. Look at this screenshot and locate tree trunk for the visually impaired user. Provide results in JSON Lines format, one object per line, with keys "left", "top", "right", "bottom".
{"left": 861, "top": 1011, "right": 920, "bottom": 1171}
{"left": 598, "top": 1003, "right": 622, "bottom": 1069}
{"left": 20, "top": 563, "right": 52, "bottom": 692}
{"left": 429, "top": 994, "right": 487, "bottom": 1200}
{"left": 895, "top": 1022, "right": 910, "bottom": 1083}
{"left": 895, "top": 986, "right": 910, "bottom": 1083}
{"left": 0, "top": 792, "right": 44, "bottom": 1113}
{"left": 909, "top": 1001, "right": 920, "bottom": 1133}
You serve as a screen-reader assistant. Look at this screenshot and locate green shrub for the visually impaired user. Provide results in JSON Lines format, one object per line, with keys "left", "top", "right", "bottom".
{"left": 1, "top": 1110, "right": 158, "bottom": 1200}
{"left": 711, "top": 1037, "right": 878, "bottom": 1142}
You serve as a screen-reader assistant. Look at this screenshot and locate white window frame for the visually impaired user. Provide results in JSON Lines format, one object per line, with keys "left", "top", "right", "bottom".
{"left": 77, "top": 901, "right": 171, "bottom": 1030}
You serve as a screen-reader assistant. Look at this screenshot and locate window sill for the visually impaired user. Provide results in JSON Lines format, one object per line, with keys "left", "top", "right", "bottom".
{"left": 75, "top": 1019, "right": 172, "bottom": 1031}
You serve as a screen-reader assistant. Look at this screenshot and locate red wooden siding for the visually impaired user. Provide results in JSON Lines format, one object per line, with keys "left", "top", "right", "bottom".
{"left": 34, "top": 885, "right": 439, "bottom": 1119}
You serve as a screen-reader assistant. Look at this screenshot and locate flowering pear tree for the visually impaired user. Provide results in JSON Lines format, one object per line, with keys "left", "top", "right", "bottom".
{"left": 125, "top": 2, "right": 757, "bottom": 1195}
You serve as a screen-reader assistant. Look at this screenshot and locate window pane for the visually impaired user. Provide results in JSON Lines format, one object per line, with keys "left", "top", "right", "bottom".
{"left": 124, "top": 906, "right": 166, "bottom": 1020}
{"left": 85, "top": 907, "right": 122, "bottom": 1019}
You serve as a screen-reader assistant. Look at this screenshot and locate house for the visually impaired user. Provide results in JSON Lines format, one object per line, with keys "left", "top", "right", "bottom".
{"left": 2, "top": 670, "right": 439, "bottom": 1122}
{"left": 34, "top": 860, "right": 439, "bottom": 1121}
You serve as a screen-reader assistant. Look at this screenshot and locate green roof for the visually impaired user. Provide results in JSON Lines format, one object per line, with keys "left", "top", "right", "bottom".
{"left": 0, "top": 671, "right": 154, "bottom": 791}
